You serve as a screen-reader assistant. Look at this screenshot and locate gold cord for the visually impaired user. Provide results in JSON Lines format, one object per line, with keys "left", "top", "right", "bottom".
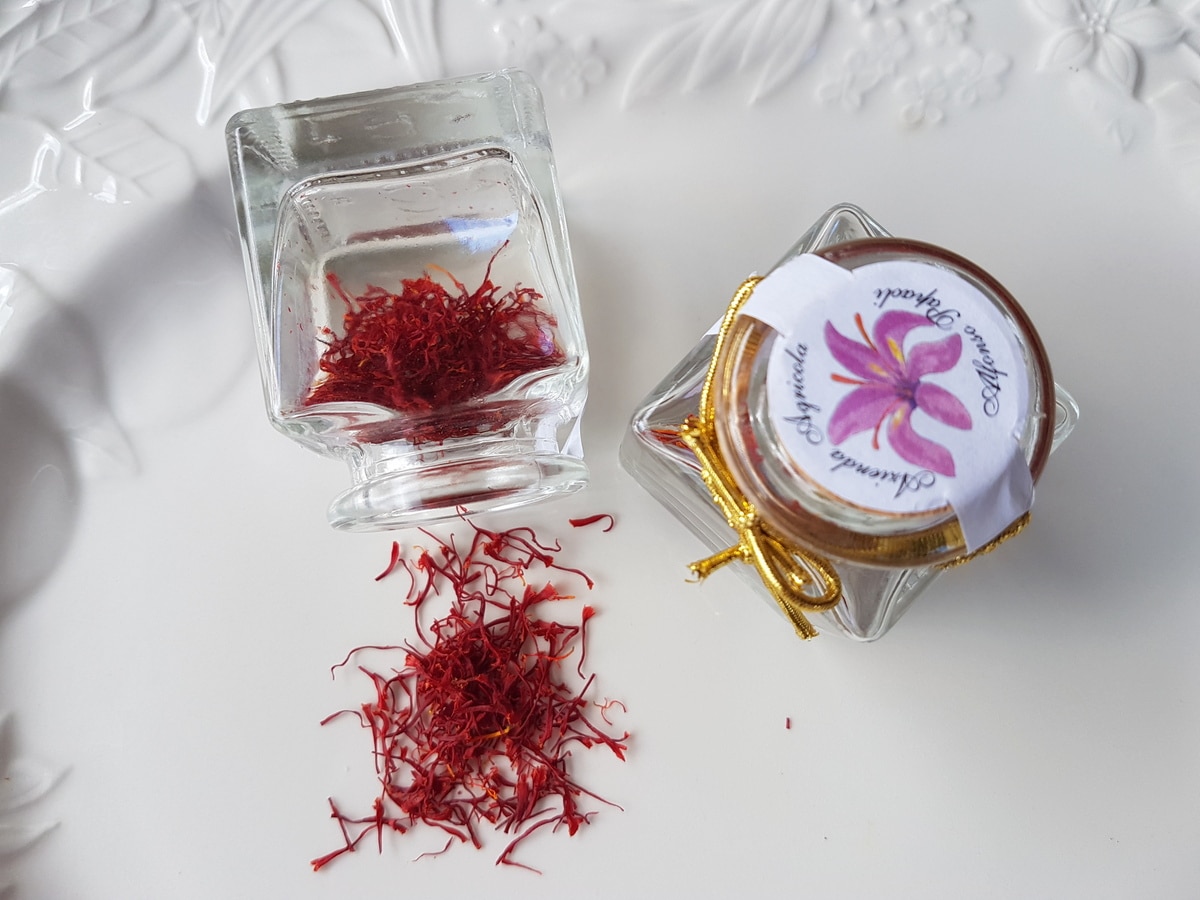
{"left": 937, "top": 511, "right": 1031, "bottom": 570}
{"left": 680, "top": 277, "right": 843, "bottom": 640}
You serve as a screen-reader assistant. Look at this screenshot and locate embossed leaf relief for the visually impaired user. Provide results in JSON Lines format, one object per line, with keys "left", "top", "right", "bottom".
{"left": 191, "top": 0, "right": 442, "bottom": 123}
{"left": 0, "top": 713, "right": 63, "bottom": 893}
{"left": 196, "top": 0, "right": 325, "bottom": 124}
{"left": 27, "top": 103, "right": 192, "bottom": 203}
{"left": 622, "top": 0, "right": 832, "bottom": 105}
{"left": 89, "top": 2, "right": 196, "bottom": 102}
{"left": 572, "top": 0, "right": 1012, "bottom": 122}
{"left": 0, "top": 0, "right": 197, "bottom": 210}
{"left": 0, "top": 270, "right": 12, "bottom": 338}
{"left": 0, "top": 0, "right": 151, "bottom": 89}
{"left": 1152, "top": 76, "right": 1200, "bottom": 193}
{"left": 1153, "top": 76, "right": 1200, "bottom": 146}
{"left": 0, "top": 265, "right": 133, "bottom": 481}
{"left": 369, "top": 0, "right": 442, "bottom": 82}
{"left": 179, "top": 0, "right": 238, "bottom": 41}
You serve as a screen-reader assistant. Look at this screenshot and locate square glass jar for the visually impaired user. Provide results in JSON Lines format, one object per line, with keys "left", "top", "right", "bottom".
{"left": 227, "top": 71, "right": 588, "bottom": 530}
{"left": 621, "top": 204, "right": 1079, "bottom": 641}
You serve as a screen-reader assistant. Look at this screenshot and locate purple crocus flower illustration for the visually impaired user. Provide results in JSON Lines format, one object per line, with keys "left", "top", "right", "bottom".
{"left": 825, "top": 310, "right": 971, "bottom": 476}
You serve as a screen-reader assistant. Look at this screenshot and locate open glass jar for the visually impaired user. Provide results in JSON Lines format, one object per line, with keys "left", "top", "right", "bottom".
{"left": 227, "top": 71, "right": 588, "bottom": 530}
{"left": 621, "top": 204, "right": 1078, "bottom": 641}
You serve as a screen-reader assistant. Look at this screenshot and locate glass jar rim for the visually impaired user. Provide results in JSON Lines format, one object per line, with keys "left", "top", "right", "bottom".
{"left": 711, "top": 237, "right": 1056, "bottom": 566}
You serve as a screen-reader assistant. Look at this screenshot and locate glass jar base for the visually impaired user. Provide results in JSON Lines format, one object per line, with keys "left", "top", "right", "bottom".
{"left": 328, "top": 452, "right": 588, "bottom": 531}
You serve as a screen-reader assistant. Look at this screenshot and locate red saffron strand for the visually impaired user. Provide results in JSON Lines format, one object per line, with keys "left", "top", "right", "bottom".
{"left": 304, "top": 246, "right": 565, "bottom": 444}
{"left": 569, "top": 514, "right": 615, "bottom": 532}
{"left": 315, "top": 521, "right": 628, "bottom": 873}
{"left": 648, "top": 427, "right": 689, "bottom": 450}
{"left": 465, "top": 518, "right": 596, "bottom": 590}
{"left": 595, "top": 698, "right": 627, "bottom": 727}
{"left": 375, "top": 541, "right": 402, "bottom": 582}
{"left": 328, "top": 645, "right": 403, "bottom": 679}
{"left": 577, "top": 605, "right": 596, "bottom": 679}
{"left": 412, "top": 837, "right": 455, "bottom": 862}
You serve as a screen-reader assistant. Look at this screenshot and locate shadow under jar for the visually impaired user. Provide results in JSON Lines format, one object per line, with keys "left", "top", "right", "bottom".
{"left": 622, "top": 204, "right": 1078, "bottom": 641}
{"left": 227, "top": 71, "right": 588, "bottom": 530}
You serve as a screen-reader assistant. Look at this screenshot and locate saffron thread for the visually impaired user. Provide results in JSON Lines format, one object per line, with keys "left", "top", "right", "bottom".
{"left": 305, "top": 245, "right": 565, "bottom": 444}
{"left": 569, "top": 514, "right": 615, "bottom": 532}
{"left": 314, "top": 521, "right": 628, "bottom": 872}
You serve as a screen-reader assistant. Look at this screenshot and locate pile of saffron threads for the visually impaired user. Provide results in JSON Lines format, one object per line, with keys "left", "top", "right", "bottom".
{"left": 305, "top": 246, "right": 565, "bottom": 442}
{"left": 313, "top": 517, "right": 628, "bottom": 872}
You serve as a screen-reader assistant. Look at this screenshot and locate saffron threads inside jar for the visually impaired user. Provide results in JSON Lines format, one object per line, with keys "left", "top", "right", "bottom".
{"left": 313, "top": 519, "right": 627, "bottom": 872}
{"left": 305, "top": 245, "right": 565, "bottom": 444}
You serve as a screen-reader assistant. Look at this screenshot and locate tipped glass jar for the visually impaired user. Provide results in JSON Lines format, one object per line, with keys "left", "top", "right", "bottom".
{"left": 227, "top": 71, "right": 588, "bottom": 530}
{"left": 621, "top": 204, "right": 1078, "bottom": 641}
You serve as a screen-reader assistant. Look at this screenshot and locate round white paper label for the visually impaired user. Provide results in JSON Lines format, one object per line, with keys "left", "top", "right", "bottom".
{"left": 742, "top": 253, "right": 1033, "bottom": 552}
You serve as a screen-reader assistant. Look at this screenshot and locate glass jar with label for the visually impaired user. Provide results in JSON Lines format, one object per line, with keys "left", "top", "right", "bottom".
{"left": 620, "top": 204, "right": 1078, "bottom": 641}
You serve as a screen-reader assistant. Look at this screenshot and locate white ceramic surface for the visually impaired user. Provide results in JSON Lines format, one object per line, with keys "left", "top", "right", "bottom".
{"left": 1, "top": 1, "right": 1199, "bottom": 897}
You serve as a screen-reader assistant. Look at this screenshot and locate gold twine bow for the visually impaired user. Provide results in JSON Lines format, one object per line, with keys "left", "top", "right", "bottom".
{"left": 679, "top": 277, "right": 843, "bottom": 640}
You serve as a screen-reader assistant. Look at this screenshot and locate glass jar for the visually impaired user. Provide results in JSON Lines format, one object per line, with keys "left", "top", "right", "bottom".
{"left": 226, "top": 70, "right": 588, "bottom": 530}
{"left": 621, "top": 204, "right": 1078, "bottom": 641}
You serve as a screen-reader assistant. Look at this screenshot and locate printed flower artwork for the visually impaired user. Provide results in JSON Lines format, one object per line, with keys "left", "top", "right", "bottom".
{"left": 825, "top": 310, "right": 971, "bottom": 476}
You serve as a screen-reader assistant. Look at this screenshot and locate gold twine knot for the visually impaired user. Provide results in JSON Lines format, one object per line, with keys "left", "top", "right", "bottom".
{"left": 681, "top": 277, "right": 842, "bottom": 640}
{"left": 681, "top": 412, "right": 842, "bottom": 640}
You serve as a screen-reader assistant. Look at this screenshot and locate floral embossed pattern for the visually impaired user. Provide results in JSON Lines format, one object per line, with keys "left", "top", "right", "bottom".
{"left": 1027, "top": 0, "right": 1200, "bottom": 188}
{"left": 1032, "top": 0, "right": 1183, "bottom": 95}
{"left": 487, "top": 0, "right": 1012, "bottom": 124}
{"left": 1, "top": 0, "right": 1196, "bottom": 204}
{"left": 816, "top": 0, "right": 1011, "bottom": 125}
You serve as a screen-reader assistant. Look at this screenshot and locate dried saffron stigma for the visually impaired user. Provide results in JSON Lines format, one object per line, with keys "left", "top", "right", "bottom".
{"left": 306, "top": 244, "right": 566, "bottom": 444}
{"left": 314, "top": 521, "right": 628, "bottom": 872}
{"left": 569, "top": 513, "right": 615, "bottom": 532}
{"left": 374, "top": 541, "right": 401, "bottom": 582}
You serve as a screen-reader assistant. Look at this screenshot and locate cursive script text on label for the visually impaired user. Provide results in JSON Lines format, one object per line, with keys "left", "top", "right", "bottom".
{"left": 963, "top": 325, "right": 1008, "bottom": 417}
{"left": 830, "top": 450, "right": 937, "bottom": 500}
{"left": 873, "top": 285, "right": 960, "bottom": 329}
{"left": 783, "top": 343, "right": 823, "bottom": 444}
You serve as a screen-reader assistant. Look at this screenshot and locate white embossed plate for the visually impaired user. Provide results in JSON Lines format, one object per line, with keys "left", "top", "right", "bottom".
{"left": 1, "top": 2, "right": 1199, "bottom": 897}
